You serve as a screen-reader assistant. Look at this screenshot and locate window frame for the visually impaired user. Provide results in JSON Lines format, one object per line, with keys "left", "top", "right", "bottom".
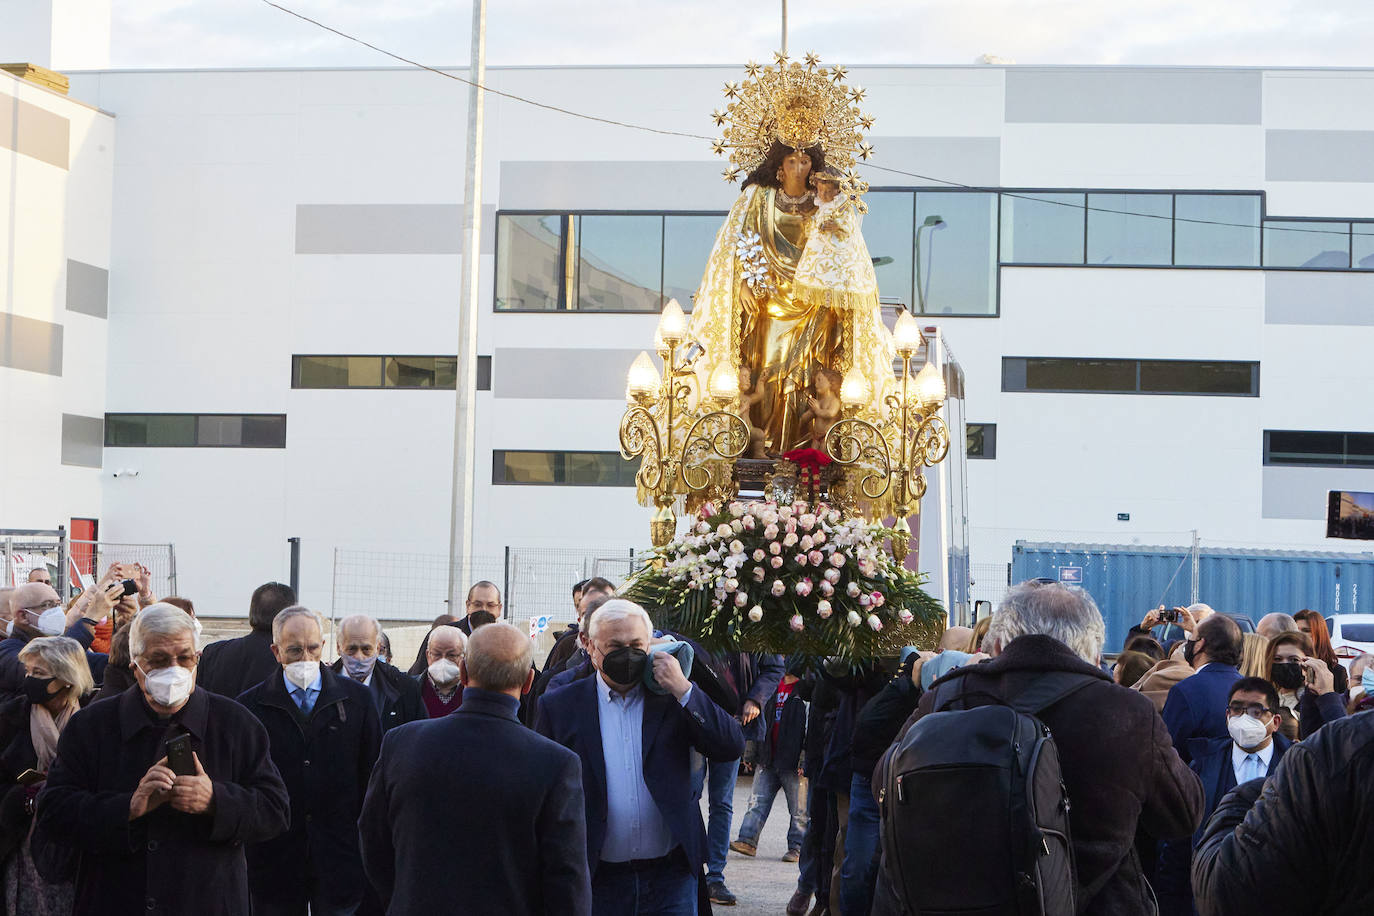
{"left": 1263, "top": 429, "right": 1374, "bottom": 468}
{"left": 1002, "top": 357, "right": 1260, "bottom": 397}
{"left": 491, "top": 449, "right": 639, "bottom": 487}
{"left": 967, "top": 422, "right": 997, "bottom": 459}
{"left": 103, "top": 413, "right": 288, "bottom": 448}
{"left": 291, "top": 355, "right": 459, "bottom": 390}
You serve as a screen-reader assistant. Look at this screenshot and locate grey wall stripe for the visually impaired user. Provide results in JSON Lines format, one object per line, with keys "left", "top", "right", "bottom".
{"left": 1266, "top": 271, "right": 1374, "bottom": 326}
{"left": 499, "top": 161, "right": 736, "bottom": 211}
{"left": 61, "top": 414, "right": 104, "bottom": 468}
{"left": 867, "top": 137, "right": 1000, "bottom": 187}
{"left": 1266, "top": 130, "right": 1374, "bottom": 183}
{"left": 295, "top": 203, "right": 496, "bottom": 255}
{"left": 0, "top": 314, "right": 63, "bottom": 376}
{"left": 66, "top": 260, "right": 109, "bottom": 318}
{"left": 493, "top": 347, "right": 641, "bottom": 399}
{"left": 1005, "top": 69, "right": 1262, "bottom": 125}
{"left": 1262, "top": 465, "right": 1374, "bottom": 520}
{"left": 0, "top": 94, "right": 69, "bottom": 169}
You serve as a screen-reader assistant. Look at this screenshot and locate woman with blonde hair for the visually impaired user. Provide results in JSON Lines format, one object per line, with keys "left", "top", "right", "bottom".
{"left": 0, "top": 636, "right": 94, "bottom": 913}
{"left": 965, "top": 616, "right": 992, "bottom": 654}
{"left": 1238, "top": 632, "right": 1270, "bottom": 678}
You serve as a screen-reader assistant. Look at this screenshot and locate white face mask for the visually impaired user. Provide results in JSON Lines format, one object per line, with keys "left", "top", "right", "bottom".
{"left": 1227, "top": 713, "right": 1270, "bottom": 751}
{"left": 29, "top": 607, "right": 66, "bottom": 636}
{"left": 138, "top": 663, "right": 195, "bottom": 708}
{"left": 428, "top": 658, "right": 460, "bottom": 687}
{"left": 284, "top": 660, "right": 318, "bottom": 690}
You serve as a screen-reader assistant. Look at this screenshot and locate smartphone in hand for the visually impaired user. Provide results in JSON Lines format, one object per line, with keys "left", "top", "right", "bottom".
{"left": 166, "top": 734, "right": 195, "bottom": 777}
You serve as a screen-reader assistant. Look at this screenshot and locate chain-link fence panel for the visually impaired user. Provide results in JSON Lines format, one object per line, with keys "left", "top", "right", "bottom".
{"left": 329, "top": 549, "right": 506, "bottom": 624}
{"left": 70, "top": 541, "right": 178, "bottom": 601}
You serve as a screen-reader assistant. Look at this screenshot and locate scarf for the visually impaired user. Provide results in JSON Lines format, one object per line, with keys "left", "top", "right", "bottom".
{"left": 29, "top": 702, "right": 75, "bottom": 773}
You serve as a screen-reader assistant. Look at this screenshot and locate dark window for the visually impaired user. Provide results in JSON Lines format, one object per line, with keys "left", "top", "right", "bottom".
{"left": 1004, "top": 358, "right": 1259, "bottom": 396}
{"left": 1174, "top": 194, "right": 1260, "bottom": 267}
{"left": 495, "top": 214, "right": 566, "bottom": 310}
{"left": 476, "top": 355, "right": 492, "bottom": 391}
{"left": 104, "top": 414, "right": 286, "bottom": 448}
{"left": 1263, "top": 221, "right": 1350, "bottom": 269}
{"left": 1000, "top": 192, "right": 1085, "bottom": 264}
{"left": 293, "top": 356, "right": 456, "bottom": 389}
{"left": 1088, "top": 193, "right": 1172, "bottom": 265}
{"left": 492, "top": 450, "right": 638, "bottom": 486}
{"left": 1265, "top": 430, "right": 1374, "bottom": 467}
{"left": 1355, "top": 223, "right": 1374, "bottom": 270}
{"left": 967, "top": 423, "right": 996, "bottom": 459}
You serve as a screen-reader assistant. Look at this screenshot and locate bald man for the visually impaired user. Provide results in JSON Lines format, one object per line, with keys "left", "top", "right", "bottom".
{"left": 329, "top": 614, "right": 426, "bottom": 731}
{"left": 361, "top": 622, "right": 591, "bottom": 915}
{"left": 1256, "top": 613, "right": 1299, "bottom": 641}
{"left": 938, "top": 626, "right": 973, "bottom": 653}
{"left": 0, "top": 583, "right": 107, "bottom": 694}
{"left": 415, "top": 625, "right": 467, "bottom": 717}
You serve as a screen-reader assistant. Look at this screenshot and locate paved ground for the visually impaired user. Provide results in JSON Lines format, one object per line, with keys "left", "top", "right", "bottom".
{"left": 700, "top": 773, "right": 811, "bottom": 915}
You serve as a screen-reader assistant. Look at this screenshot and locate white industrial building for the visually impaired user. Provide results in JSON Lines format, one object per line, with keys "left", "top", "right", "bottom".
{"left": 5, "top": 27, "right": 1374, "bottom": 621}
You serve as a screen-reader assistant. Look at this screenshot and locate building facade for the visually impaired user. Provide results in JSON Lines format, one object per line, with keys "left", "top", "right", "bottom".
{"left": 7, "top": 62, "right": 1374, "bottom": 619}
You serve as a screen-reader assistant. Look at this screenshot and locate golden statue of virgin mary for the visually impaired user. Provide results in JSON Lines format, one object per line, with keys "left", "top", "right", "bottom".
{"left": 688, "top": 54, "right": 895, "bottom": 454}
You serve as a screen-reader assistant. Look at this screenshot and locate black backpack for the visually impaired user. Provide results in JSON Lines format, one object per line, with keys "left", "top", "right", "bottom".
{"left": 878, "top": 672, "right": 1095, "bottom": 916}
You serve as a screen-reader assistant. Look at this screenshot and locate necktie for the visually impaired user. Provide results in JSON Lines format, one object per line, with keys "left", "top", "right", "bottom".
{"left": 1244, "top": 753, "right": 1262, "bottom": 782}
{"left": 293, "top": 686, "right": 316, "bottom": 716}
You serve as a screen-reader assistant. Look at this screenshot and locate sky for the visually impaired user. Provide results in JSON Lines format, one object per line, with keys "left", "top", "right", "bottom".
{"left": 110, "top": 0, "right": 1374, "bottom": 70}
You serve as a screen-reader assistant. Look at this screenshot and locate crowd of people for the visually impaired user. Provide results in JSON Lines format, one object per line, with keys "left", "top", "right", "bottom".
{"left": 0, "top": 563, "right": 1371, "bottom": 915}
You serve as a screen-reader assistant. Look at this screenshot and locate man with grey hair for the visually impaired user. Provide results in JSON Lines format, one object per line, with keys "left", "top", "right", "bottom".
{"left": 238, "top": 605, "right": 381, "bottom": 916}
{"left": 874, "top": 581, "right": 1201, "bottom": 915}
{"left": 34, "top": 603, "right": 290, "bottom": 915}
{"left": 536, "top": 599, "right": 744, "bottom": 914}
{"left": 1256, "top": 612, "right": 1299, "bottom": 641}
{"left": 361, "top": 622, "right": 592, "bottom": 915}
{"left": 328, "top": 614, "right": 426, "bottom": 732}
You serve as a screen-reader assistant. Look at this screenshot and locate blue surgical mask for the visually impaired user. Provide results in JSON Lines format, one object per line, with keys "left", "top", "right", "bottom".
{"left": 1362, "top": 667, "right": 1374, "bottom": 695}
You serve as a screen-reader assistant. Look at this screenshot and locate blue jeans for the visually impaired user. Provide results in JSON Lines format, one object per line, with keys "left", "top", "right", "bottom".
{"left": 840, "top": 772, "right": 882, "bottom": 916}
{"left": 592, "top": 859, "right": 697, "bottom": 916}
{"left": 735, "top": 764, "right": 809, "bottom": 851}
{"left": 705, "top": 757, "right": 740, "bottom": 883}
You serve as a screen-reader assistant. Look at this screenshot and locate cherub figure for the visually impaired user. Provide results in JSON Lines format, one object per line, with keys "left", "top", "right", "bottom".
{"left": 738, "top": 366, "right": 769, "bottom": 458}
{"left": 798, "top": 367, "right": 843, "bottom": 449}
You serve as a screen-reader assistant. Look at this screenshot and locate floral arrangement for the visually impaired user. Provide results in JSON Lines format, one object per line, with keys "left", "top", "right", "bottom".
{"left": 623, "top": 499, "right": 945, "bottom": 662}
{"left": 735, "top": 231, "right": 775, "bottom": 295}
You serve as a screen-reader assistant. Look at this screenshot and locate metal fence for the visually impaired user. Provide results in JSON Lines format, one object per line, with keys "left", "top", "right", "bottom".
{"left": 2, "top": 530, "right": 176, "bottom": 600}
{"left": 329, "top": 546, "right": 644, "bottom": 628}
{"left": 72, "top": 541, "right": 178, "bottom": 600}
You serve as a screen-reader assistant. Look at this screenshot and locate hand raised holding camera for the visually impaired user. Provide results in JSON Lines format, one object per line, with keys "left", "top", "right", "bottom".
{"left": 1301, "top": 656, "right": 1334, "bottom": 695}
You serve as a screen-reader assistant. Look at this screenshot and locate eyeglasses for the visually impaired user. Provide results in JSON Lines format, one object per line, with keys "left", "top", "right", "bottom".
{"left": 1226, "top": 702, "right": 1275, "bottom": 718}
{"left": 23, "top": 600, "right": 61, "bottom": 613}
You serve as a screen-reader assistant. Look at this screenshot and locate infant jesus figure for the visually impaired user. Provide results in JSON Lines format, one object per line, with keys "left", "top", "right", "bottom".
{"left": 797, "top": 367, "right": 843, "bottom": 450}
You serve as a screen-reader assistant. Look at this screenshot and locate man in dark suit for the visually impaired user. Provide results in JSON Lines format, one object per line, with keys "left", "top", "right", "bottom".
{"left": 536, "top": 599, "right": 745, "bottom": 916}
{"left": 329, "top": 615, "right": 426, "bottom": 732}
{"left": 360, "top": 621, "right": 591, "bottom": 915}
{"left": 1161, "top": 612, "right": 1243, "bottom": 762}
{"left": 453, "top": 580, "right": 503, "bottom": 635}
{"left": 238, "top": 606, "right": 381, "bottom": 916}
{"left": 1156, "top": 676, "right": 1291, "bottom": 916}
{"left": 198, "top": 582, "right": 296, "bottom": 698}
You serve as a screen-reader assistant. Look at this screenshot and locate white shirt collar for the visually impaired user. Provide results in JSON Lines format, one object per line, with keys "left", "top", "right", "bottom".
{"left": 595, "top": 672, "right": 642, "bottom": 706}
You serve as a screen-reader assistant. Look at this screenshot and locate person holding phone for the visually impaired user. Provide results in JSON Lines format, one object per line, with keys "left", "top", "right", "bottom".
{"left": 0, "top": 636, "right": 93, "bottom": 914}
{"left": 1264, "top": 631, "right": 1348, "bottom": 741}
{"left": 32, "top": 603, "right": 290, "bottom": 916}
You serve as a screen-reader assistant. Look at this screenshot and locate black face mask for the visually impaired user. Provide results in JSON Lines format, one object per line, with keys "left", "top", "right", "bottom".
{"left": 1183, "top": 639, "right": 1200, "bottom": 667}
{"left": 600, "top": 647, "right": 649, "bottom": 686}
{"left": 22, "top": 675, "right": 59, "bottom": 707}
{"left": 1272, "top": 660, "right": 1306, "bottom": 690}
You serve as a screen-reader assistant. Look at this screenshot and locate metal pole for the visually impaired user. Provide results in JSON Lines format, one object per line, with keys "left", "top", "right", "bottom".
{"left": 57, "top": 525, "right": 69, "bottom": 599}
{"left": 780, "top": 0, "right": 788, "bottom": 56}
{"left": 288, "top": 537, "right": 301, "bottom": 598}
{"left": 448, "top": 0, "right": 488, "bottom": 611}
{"left": 3, "top": 538, "right": 12, "bottom": 587}
{"left": 502, "top": 545, "right": 511, "bottom": 620}
{"left": 168, "top": 543, "right": 178, "bottom": 596}
{"left": 1190, "top": 530, "right": 1200, "bottom": 606}
{"left": 330, "top": 547, "right": 340, "bottom": 647}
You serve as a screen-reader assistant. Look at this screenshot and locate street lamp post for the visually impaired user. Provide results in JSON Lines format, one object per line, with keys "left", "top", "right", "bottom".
{"left": 913, "top": 214, "right": 946, "bottom": 313}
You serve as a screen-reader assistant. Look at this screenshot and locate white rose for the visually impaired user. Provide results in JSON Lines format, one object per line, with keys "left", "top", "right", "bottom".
{"left": 730, "top": 539, "right": 745, "bottom": 554}
{"left": 748, "top": 605, "right": 764, "bottom": 622}
{"left": 867, "top": 614, "right": 883, "bottom": 631}
{"left": 817, "top": 599, "right": 833, "bottom": 618}
{"left": 846, "top": 610, "right": 862, "bottom": 627}
{"left": 717, "top": 524, "right": 733, "bottom": 538}
{"left": 847, "top": 581, "right": 862, "bottom": 597}
{"left": 734, "top": 592, "right": 749, "bottom": 607}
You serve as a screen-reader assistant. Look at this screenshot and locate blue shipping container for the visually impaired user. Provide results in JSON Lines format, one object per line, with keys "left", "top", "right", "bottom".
{"left": 1011, "top": 542, "right": 1374, "bottom": 653}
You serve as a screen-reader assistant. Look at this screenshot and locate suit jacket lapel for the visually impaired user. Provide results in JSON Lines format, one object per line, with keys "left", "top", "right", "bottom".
{"left": 581, "top": 677, "right": 608, "bottom": 811}
{"left": 641, "top": 690, "right": 672, "bottom": 762}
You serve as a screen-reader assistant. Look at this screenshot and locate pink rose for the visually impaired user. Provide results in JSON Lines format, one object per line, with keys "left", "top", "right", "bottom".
{"left": 752, "top": 566, "right": 766, "bottom": 582}
{"left": 734, "top": 592, "right": 749, "bottom": 607}
{"left": 898, "top": 609, "right": 914, "bottom": 624}
{"left": 795, "top": 554, "right": 808, "bottom": 567}
{"left": 859, "top": 593, "right": 872, "bottom": 607}
{"left": 789, "top": 614, "right": 805, "bottom": 632}
{"left": 763, "top": 523, "right": 780, "bottom": 540}
{"left": 823, "top": 568, "right": 841, "bottom": 584}
{"left": 799, "top": 535, "right": 814, "bottom": 551}
{"left": 866, "top": 614, "right": 883, "bottom": 631}
{"left": 819, "top": 580, "right": 834, "bottom": 597}
{"left": 752, "top": 549, "right": 765, "bottom": 562}
{"left": 770, "top": 556, "right": 784, "bottom": 569}
{"left": 871, "top": 591, "right": 885, "bottom": 608}
{"left": 846, "top": 610, "right": 862, "bottom": 627}
{"left": 769, "top": 542, "right": 782, "bottom": 556}
{"left": 847, "top": 581, "right": 862, "bottom": 597}
{"left": 813, "top": 531, "right": 826, "bottom": 545}
{"left": 771, "top": 580, "right": 786, "bottom": 597}
{"left": 830, "top": 553, "right": 847, "bottom": 567}
{"left": 817, "top": 599, "right": 833, "bottom": 618}
{"left": 809, "top": 550, "right": 825, "bottom": 566}
{"left": 741, "top": 514, "right": 756, "bottom": 530}
{"left": 795, "top": 579, "right": 813, "bottom": 597}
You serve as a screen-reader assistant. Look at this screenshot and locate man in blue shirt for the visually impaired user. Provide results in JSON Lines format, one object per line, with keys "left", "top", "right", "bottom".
{"left": 536, "top": 599, "right": 744, "bottom": 915}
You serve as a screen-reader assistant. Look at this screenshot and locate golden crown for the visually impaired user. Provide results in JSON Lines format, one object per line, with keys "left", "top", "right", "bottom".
{"left": 711, "top": 51, "right": 875, "bottom": 184}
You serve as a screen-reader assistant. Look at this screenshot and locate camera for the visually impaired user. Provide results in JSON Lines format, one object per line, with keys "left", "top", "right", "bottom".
{"left": 1160, "top": 607, "right": 1179, "bottom": 624}
{"left": 119, "top": 579, "right": 139, "bottom": 597}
